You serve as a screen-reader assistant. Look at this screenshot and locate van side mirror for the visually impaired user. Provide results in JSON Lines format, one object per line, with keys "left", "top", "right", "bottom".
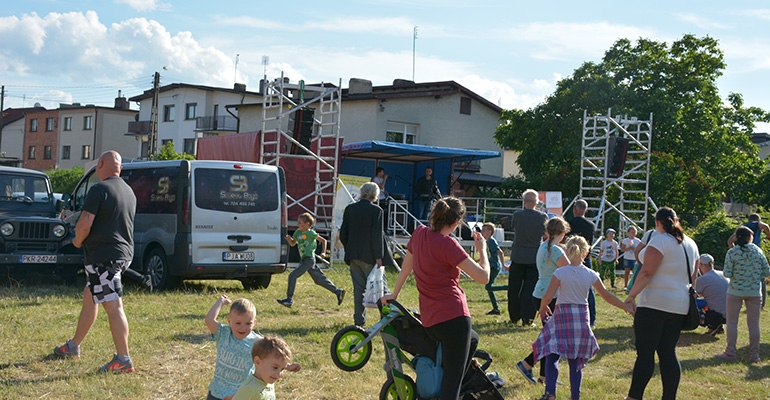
{"left": 59, "top": 192, "right": 72, "bottom": 211}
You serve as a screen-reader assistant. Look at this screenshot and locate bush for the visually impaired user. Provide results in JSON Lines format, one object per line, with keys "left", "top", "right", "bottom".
{"left": 46, "top": 167, "right": 84, "bottom": 195}
{"left": 689, "top": 211, "right": 741, "bottom": 267}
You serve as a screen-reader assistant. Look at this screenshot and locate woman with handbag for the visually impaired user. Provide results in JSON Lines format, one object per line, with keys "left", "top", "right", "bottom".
{"left": 623, "top": 207, "right": 699, "bottom": 400}
{"left": 382, "top": 196, "right": 490, "bottom": 400}
{"left": 717, "top": 226, "right": 770, "bottom": 363}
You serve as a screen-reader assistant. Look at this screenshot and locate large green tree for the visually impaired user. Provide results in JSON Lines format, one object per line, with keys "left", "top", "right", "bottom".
{"left": 495, "top": 35, "right": 770, "bottom": 223}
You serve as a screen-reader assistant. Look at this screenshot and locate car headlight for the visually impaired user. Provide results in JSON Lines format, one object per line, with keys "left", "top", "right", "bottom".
{"left": 1, "top": 223, "right": 13, "bottom": 236}
{"left": 52, "top": 224, "right": 66, "bottom": 238}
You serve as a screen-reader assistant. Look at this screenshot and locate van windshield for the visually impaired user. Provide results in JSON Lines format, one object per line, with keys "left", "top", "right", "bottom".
{"left": 194, "top": 168, "right": 278, "bottom": 213}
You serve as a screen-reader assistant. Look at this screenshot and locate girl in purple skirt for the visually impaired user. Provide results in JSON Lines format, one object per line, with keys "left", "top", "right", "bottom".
{"left": 532, "top": 236, "right": 634, "bottom": 400}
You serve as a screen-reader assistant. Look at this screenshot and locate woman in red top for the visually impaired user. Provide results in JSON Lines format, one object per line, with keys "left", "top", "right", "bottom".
{"left": 382, "top": 196, "right": 490, "bottom": 400}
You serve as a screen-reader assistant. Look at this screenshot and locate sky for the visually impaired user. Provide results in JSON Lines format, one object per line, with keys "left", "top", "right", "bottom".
{"left": 1, "top": 0, "right": 769, "bottom": 132}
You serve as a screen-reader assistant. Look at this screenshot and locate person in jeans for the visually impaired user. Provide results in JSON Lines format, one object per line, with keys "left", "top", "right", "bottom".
{"left": 717, "top": 226, "right": 770, "bottom": 363}
{"left": 52, "top": 150, "right": 137, "bottom": 373}
{"left": 694, "top": 253, "right": 728, "bottom": 336}
{"left": 624, "top": 207, "right": 699, "bottom": 400}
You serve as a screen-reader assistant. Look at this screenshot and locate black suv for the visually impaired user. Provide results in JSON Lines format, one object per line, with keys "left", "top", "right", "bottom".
{"left": 0, "top": 166, "right": 82, "bottom": 283}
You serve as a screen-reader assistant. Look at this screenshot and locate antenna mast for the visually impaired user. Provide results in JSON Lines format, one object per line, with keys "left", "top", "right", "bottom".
{"left": 412, "top": 26, "right": 418, "bottom": 81}
{"left": 234, "top": 54, "right": 240, "bottom": 84}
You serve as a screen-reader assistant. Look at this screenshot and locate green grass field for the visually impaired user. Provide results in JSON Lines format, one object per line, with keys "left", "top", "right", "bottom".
{"left": 1, "top": 266, "right": 769, "bottom": 399}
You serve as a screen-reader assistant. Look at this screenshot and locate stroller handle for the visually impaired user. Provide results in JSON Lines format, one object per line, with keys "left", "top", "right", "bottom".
{"left": 380, "top": 299, "right": 425, "bottom": 328}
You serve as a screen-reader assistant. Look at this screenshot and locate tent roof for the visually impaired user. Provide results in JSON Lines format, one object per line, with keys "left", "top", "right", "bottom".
{"left": 341, "top": 140, "right": 500, "bottom": 163}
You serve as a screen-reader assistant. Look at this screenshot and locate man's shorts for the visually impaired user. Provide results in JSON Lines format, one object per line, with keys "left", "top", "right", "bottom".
{"left": 85, "top": 260, "right": 131, "bottom": 304}
{"left": 622, "top": 258, "right": 636, "bottom": 269}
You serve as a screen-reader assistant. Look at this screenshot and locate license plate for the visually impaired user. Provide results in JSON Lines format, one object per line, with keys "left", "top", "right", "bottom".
{"left": 223, "top": 252, "right": 255, "bottom": 261}
{"left": 21, "top": 255, "right": 58, "bottom": 263}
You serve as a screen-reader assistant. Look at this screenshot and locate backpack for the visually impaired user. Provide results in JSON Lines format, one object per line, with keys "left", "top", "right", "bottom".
{"left": 414, "top": 344, "right": 443, "bottom": 398}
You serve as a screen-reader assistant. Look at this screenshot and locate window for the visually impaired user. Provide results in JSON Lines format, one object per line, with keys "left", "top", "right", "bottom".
{"left": 62, "top": 145, "right": 71, "bottom": 160}
{"left": 460, "top": 97, "right": 472, "bottom": 115}
{"left": 195, "top": 168, "right": 279, "bottom": 213}
{"left": 161, "top": 139, "right": 173, "bottom": 146}
{"left": 82, "top": 145, "right": 91, "bottom": 159}
{"left": 28, "top": 146, "right": 36, "bottom": 160}
{"left": 30, "top": 119, "right": 38, "bottom": 132}
{"left": 185, "top": 103, "right": 197, "bottom": 120}
{"left": 46, "top": 118, "right": 54, "bottom": 131}
{"left": 44, "top": 146, "right": 52, "bottom": 160}
{"left": 184, "top": 138, "right": 196, "bottom": 155}
{"left": 64, "top": 117, "right": 72, "bottom": 131}
{"left": 163, "top": 105, "right": 175, "bottom": 122}
{"left": 83, "top": 116, "right": 93, "bottom": 130}
{"left": 386, "top": 122, "right": 418, "bottom": 144}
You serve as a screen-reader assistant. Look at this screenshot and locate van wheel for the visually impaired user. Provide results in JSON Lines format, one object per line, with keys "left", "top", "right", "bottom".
{"left": 145, "top": 248, "right": 171, "bottom": 290}
{"left": 241, "top": 275, "right": 271, "bottom": 290}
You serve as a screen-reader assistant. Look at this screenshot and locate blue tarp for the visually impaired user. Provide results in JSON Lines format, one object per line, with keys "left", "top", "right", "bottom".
{"left": 341, "top": 140, "right": 500, "bottom": 163}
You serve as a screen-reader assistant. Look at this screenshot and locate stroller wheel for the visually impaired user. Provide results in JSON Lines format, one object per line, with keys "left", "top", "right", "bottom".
{"left": 379, "top": 375, "right": 416, "bottom": 400}
{"left": 330, "top": 325, "right": 372, "bottom": 371}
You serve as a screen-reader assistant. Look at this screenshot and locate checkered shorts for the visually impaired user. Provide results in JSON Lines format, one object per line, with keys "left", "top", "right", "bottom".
{"left": 85, "top": 260, "right": 131, "bottom": 304}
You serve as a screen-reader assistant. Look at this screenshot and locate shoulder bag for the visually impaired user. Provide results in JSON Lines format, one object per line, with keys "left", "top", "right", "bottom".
{"left": 682, "top": 244, "right": 700, "bottom": 331}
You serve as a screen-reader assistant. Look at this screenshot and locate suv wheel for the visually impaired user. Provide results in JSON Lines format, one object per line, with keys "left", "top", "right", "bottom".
{"left": 240, "top": 275, "right": 271, "bottom": 290}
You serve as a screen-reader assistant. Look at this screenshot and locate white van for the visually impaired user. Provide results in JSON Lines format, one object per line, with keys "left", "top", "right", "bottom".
{"left": 66, "top": 160, "right": 287, "bottom": 290}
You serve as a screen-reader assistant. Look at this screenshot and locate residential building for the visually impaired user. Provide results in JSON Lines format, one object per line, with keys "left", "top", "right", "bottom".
{"left": 23, "top": 108, "right": 60, "bottom": 170}
{"left": 127, "top": 82, "right": 263, "bottom": 157}
{"left": 56, "top": 98, "right": 138, "bottom": 170}
{"left": 0, "top": 105, "right": 45, "bottom": 167}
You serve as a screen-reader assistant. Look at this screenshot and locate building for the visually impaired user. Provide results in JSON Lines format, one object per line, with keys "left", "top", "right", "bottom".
{"left": 0, "top": 105, "right": 45, "bottom": 167}
{"left": 127, "top": 82, "right": 263, "bottom": 157}
{"left": 23, "top": 108, "right": 61, "bottom": 170}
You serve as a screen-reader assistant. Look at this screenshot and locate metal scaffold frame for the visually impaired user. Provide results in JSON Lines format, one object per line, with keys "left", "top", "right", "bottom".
{"left": 260, "top": 74, "right": 343, "bottom": 235}
{"left": 579, "top": 109, "right": 654, "bottom": 235}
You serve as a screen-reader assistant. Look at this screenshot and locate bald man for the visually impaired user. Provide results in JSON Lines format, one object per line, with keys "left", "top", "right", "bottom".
{"left": 53, "top": 151, "right": 138, "bottom": 373}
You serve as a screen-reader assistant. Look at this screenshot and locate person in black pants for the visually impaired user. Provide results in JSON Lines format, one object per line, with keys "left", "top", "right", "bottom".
{"left": 508, "top": 189, "right": 547, "bottom": 326}
{"left": 568, "top": 199, "right": 597, "bottom": 327}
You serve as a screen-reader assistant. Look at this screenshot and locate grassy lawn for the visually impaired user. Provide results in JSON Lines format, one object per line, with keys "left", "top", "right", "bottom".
{"left": 1, "top": 266, "right": 769, "bottom": 399}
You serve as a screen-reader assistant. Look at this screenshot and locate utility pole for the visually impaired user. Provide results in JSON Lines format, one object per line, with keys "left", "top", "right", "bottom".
{"left": 412, "top": 26, "right": 418, "bottom": 81}
{"left": 149, "top": 72, "right": 160, "bottom": 158}
{"left": 0, "top": 86, "right": 4, "bottom": 155}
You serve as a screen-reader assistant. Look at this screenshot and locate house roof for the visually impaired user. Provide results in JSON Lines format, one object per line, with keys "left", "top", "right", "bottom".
{"left": 455, "top": 172, "right": 503, "bottom": 187}
{"left": 342, "top": 80, "right": 503, "bottom": 114}
{"left": 1, "top": 106, "right": 46, "bottom": 128}
{"left": 341, "top": 140, "right": 500, "bottom": 163}
{"left": 128, "top": 82, "right": 261, "bottom": 102}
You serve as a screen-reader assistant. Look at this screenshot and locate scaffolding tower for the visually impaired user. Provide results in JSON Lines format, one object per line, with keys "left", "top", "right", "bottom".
{"left": 260, "top": 75, "right": 343, "bottom": 235}
{"left": 579, "top": 109, "right": 653, "bottom": 235}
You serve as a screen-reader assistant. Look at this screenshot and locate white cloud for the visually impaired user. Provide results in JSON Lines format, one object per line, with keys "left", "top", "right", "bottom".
{"left": 222, "top": 15, "right": 419, "bottom": 37}
{"left": 114, "top": 0, "right": 161, "bottom": 12}
{"left": 674, "top": 13, "right": 729, "bottom": 30}
{"left": 505, "top": 22, "right": 652, "bottom": 62}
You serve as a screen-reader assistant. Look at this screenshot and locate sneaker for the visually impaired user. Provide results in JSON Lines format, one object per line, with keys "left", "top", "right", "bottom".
{"left": 98, "top": 354, "right": 134, "bottom": 373}
{"left": 486, "top": 309, "right": 501, "bottom": 315}
{"left": 750, "top": 355, "right": 761, "bottom": 363}
{"left": 53, "top": 339, "right": 80, "bottom": 358}
{"left": 142, "top": 274, "right": 153, "bottom": 292}
{"left": 515, "top": 360, "right": 537, "bottom": 384}
{"left": 715, "top": 352, "right": 736, "bottom": 361}
{"left": 336, "top": 289, "right": 346, "bottom": 306}
{"left": 705, "top": 325, "right": 724, "bottom": 336}
{"left": 277, "top": 298, "right": 293, "bottom": 308}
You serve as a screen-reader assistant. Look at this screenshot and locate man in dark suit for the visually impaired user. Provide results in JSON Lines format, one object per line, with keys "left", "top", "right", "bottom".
{"left": 340, "top": 182, "right": 386, "bottom": 327}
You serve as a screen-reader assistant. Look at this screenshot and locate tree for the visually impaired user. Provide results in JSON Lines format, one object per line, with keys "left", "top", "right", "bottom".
{"left": 153, "top": 142, "right": 195, "bottom": 161}
{"left": 495, "top": 35, "right": 770, "bottom": 222}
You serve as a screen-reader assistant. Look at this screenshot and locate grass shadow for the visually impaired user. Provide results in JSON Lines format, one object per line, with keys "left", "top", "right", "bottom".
{"left": 172, "top": 333, "right": 211, "bottom": 345}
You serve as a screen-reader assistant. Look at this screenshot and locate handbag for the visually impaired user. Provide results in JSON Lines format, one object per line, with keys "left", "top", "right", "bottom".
{"left": 682, "top": 245, "right": 700, "bottom": 331}
{"left": 362, "top": 266, "right": 384, "bottom": 308}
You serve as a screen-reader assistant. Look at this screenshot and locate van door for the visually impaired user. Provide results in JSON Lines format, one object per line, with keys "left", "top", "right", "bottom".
{"left": 189, "top": 163, "right": 283, "bottom": 272}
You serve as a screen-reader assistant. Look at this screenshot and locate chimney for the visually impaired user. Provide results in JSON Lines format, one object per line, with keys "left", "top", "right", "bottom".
{"left": 348, "top": 78, "right": 373, "bottom": 95}
{"left": 233, "top": 83, "right": 246, "bottom": 92}
{"left": 114, "top": 90, "right": 129, "bottom": 110}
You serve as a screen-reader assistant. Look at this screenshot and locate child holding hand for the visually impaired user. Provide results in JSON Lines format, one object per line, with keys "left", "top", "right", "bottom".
{"left": 532, "top": 236, "right": 634, "bottom": 400}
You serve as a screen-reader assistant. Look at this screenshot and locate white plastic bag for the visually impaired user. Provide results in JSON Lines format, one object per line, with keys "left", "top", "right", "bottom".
{"left": 362, "top": 266, "right": 384, "bottom": 308}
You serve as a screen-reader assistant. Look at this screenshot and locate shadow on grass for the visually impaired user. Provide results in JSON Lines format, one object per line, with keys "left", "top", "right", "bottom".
{"left": 680, "top": 343, "right": 770, "bottom": 381}
{"left": 172, "top": 332, "right": 211, "bottom": 345}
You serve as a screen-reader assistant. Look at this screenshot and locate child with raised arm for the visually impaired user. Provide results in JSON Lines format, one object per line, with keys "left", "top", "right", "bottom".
{"left": 532, "top": 236, "right": 634, "bottom": 400}
{"left": 205, "top": 296, "right": 261, "bottom": 400}
{"left": 232, "top": 335, "right": 299, "bottom": 400}
{"left": 277, "top": 212, "right": 345, "bottom": 308}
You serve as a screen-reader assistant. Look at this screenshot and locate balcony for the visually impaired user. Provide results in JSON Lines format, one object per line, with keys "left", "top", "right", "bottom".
{"left": 195, "top": 116, "right": 237, "bottom": 133}
{"left": 127, "top": 120, "right": 152, "bottom": 135}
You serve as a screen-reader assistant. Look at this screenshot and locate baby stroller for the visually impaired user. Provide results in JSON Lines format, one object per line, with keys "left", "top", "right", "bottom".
{"left": 330, "top": 300, "right": 505, "bottom": 400}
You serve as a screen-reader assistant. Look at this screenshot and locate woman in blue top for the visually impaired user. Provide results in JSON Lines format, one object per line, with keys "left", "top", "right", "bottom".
{"left": 718, "top": 226, "right": 770, "bottom": 363}
{"left": 516, "top": 217, "right": 571, "bottom": 384}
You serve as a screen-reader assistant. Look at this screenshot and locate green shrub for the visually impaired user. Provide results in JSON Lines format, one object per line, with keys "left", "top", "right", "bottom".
{"left": 46, "top": 167, "right": 84, "bottom": 195}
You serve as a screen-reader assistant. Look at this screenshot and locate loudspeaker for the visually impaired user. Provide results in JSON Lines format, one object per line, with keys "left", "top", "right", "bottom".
{"left": 607, "top": 136, "right": 630, "bottom": 178}
{"left": 289, "top": 107, "right": 314, "bottom": 155}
